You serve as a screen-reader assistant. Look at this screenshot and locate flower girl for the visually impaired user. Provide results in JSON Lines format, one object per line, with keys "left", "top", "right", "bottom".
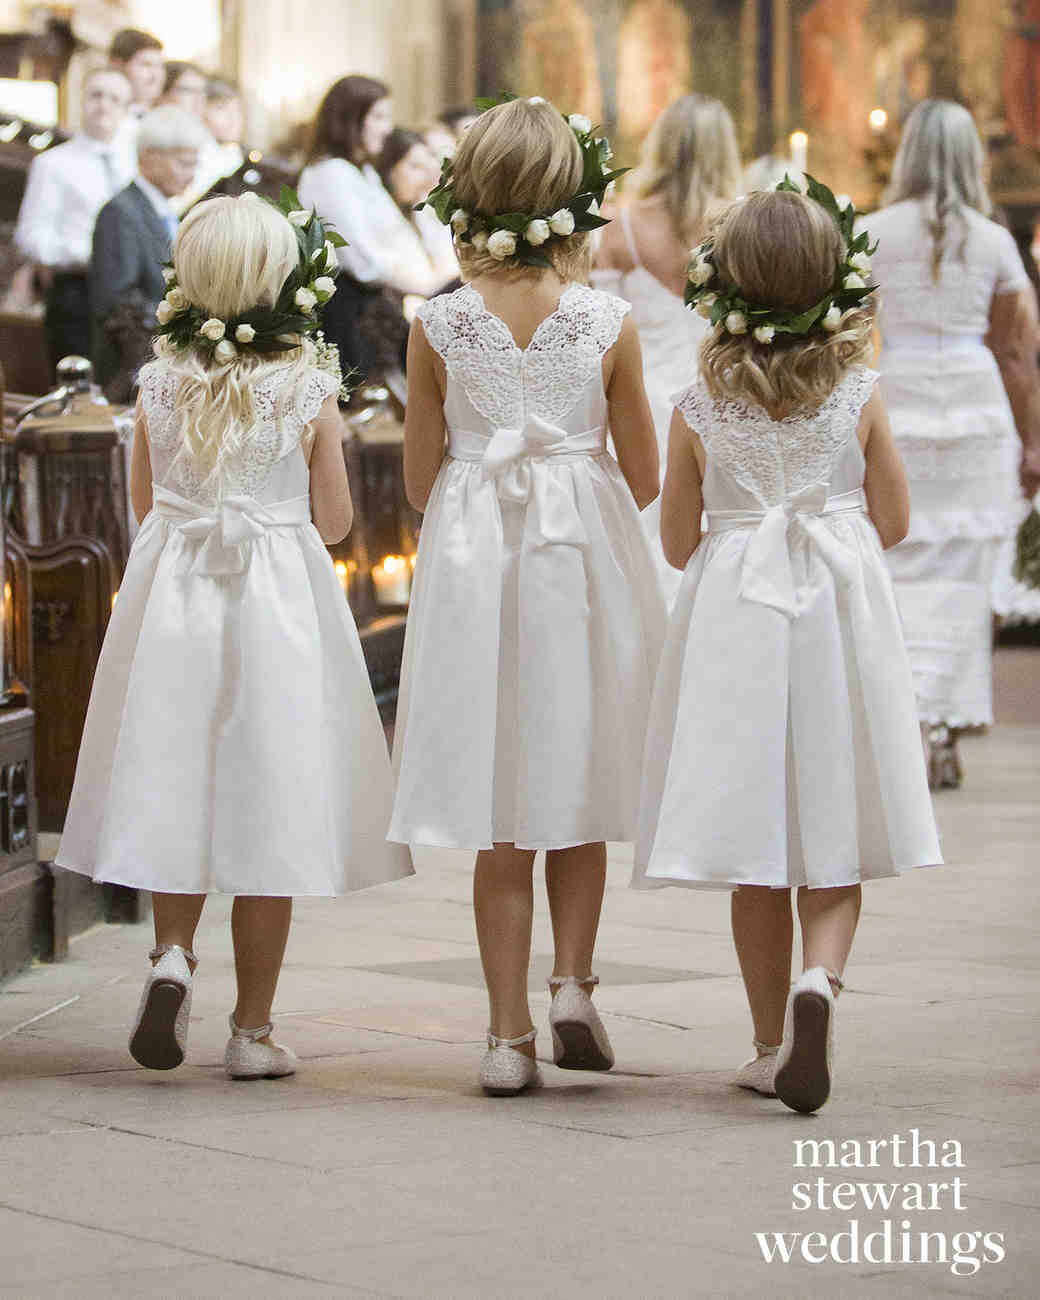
{"left": 389, "top": 97, "right": 665, "bottom": 1094}
{"left": 57, "top": 193, "right": 412, "bottom": 1078}
{"left": 634, "top": 181, "right": 942, "bottom": 1112}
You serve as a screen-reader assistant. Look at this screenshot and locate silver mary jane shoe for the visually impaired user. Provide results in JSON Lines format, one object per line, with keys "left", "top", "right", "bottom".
{"left": 734, "top": 1040, "right": 779, "bottom": 1095}
{"left": 128, "top": 944, "right": 196, "bottom": 1071}
{"left": 548, "top": 975, "right": 614, "bottom": 1071}
{"left": 774, "top": 966, "right": 842, "bottom": 1113}
{"left": 479, "top": 1027, "right": 542, "bottom": 1096}
{"left": 224, "top": 1017, "right": 297, "bottom": 1081}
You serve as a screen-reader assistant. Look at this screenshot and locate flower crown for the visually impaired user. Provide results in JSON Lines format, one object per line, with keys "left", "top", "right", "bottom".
{"left": 155, "top": 186, "right": 347, "bottom": 364}
{"left": 684, "top": 174, "right": 878, "bottom": 344}
{"left": 419, "top": 94, "right": 627, "bottom": 268}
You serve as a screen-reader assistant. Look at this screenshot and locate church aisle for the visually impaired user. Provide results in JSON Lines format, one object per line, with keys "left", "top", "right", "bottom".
{"left": 0, "top": 724, "right": 1037, "bottom": 1299}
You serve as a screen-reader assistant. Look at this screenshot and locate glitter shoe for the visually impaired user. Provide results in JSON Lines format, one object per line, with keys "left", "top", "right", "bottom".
{"left": 128, "top": 944, "right": 196, "bottom": 1071}
{"left": 479, "top": 1027, "right": 542, "bottom": 1096}
{"left": 548, "top": 975, "right": 614, "bottom": 1071}
{"left": 224, "top": 1017, "right": 297, "bottom": 1080}
{"left": 774, "top": 967, "right": 842, "bottom": 1114}
{"left": 734, "top": 1040, "right": 779, "bottom": 1095}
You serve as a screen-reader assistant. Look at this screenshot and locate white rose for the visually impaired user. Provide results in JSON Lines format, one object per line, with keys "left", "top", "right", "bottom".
{"left": 725, "top": 311, "right": 748, "bottom": 335}
{"left": 156, "top": 301, "right": 175, "bottom": 324}
{"left": 313, "top": 276, "right": 336, "bottom": 297}
{"left": 753, "top": 324, "right": 776, "bottom": 344}
{"left": 450, "top": 208, "right": 469, "bottom": 234}
{"left": 568, "top": 113, "right": 592, "bottom": 134}
{"left": 527, "top": 96, "right": 546, "bottom": 105}
{"left": 822, "top": 304, "right": 843, "bottom": 331}
{"left": 843, "top": 271, "right": 866, "bottom": 291}
{"left": 848, "top": 251, "right": 871, "bottom": 275}
{"left": 162, "top": 267, "right": 176, "bottom": 285}
{"left": 470, "top": 230, "right": 489, "bottom": 252}
{"left": 549, "top": 208, "right": 575, "bottom": 237}
{"left": 287, "top": 209, "right": 310, "bottom": 227}
{"left": 487, "top": 229, "right": 517, "bottom": 260}
{"left": 235, "top": 323, "right": 256, "bottom": 343}
{"left": 165, "top": 287, "right": 187, "bottom": 310}
{"left": 688, "top": 260, "right": 713, "bottom": 287}
{"left": 835, "top": 194, "right": 853, "bottom": 212}
{"left": 199, "top": 317, "right": 226, "bottom": 341}
{"left": 320, "top": 239, "right": 338, "bottom": 270}
{"left": 295, "top": 287, "right": 317, "bottom": 311}
{"left": 524, "top": 218, "right": 550, "bottom": 246}
{"left": 214, "top": 339, "right": 237, "bottom": 364}
{"left": 695, "top": 293, "right": 717, "bottom": 319}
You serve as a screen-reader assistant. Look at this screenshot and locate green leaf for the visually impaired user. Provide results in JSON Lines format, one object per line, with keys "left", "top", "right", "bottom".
{"left": 474, "top": 93, "right": 517, "bottom": 112}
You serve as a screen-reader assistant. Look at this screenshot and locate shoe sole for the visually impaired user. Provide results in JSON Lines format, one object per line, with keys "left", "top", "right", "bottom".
{"left": 551, "top": 1020, "right": 614, "bottom": 1071}
{"left": 129, "top": 980, "right": 186, "bottom": 1070}
{"left": 227, "top": 1070, "right": 296, "bottom": 1081}
{"left": 774, "top": 992, "right": 831, "bottom": 1113}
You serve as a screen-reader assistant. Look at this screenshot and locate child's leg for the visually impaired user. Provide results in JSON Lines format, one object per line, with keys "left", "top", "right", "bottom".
{"left": 545, "top": 841, "right": 606, "bottom": 993}
{"left": 797, "top": 883, "right": 862, "bottom": 991}
{"left": 230, "top": 896, "right": 293, "bottom": 1040}
{"left": 731, "top": 886, "right": 793, "bottom": 1045}
{"left": 151, "top": 892, "right": 206, "bottom": 963}
{"left": 474, "top": 843, "right": 537, "bottom": 1055}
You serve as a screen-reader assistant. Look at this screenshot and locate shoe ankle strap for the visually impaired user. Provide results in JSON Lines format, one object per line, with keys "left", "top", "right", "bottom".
{"left": 228, "top": 1017, "right": 272, "bottom": 1040}
{"left": 547, "top": 974, "right": 599, "bottom": 989}
{"left": 150, "top": 944, "right": 197, "bottom": 966}
{"left": 487, "top": 1026, "right": 536, "bottom": 1049}
{"left": 753, "top": 1040, "right": 780, "bottom": 1055}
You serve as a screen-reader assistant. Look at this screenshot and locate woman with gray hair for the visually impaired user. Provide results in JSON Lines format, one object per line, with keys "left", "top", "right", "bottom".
{"left": 869, "top": 99, "right": 1040, "bottom": 787}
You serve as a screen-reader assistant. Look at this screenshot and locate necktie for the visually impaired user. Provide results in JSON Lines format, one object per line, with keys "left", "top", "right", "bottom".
{"left": 164, "top": 212, "right": 178, "bottom": 243}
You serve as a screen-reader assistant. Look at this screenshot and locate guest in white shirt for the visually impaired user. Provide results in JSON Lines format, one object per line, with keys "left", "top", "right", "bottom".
{"left": 109, "top": 28, "right": 165, "bottom": 178}
{"left": 377, "top": 128, "right": 459, "bottom": 298}
{"left": 159, "top": 62, "right": 208, "bottom": 118}
{"left": 175, "top": 78, "right": 246, "bottom": 212}
{"left": 14, "top": 67, "right": 133, "bottom": 367}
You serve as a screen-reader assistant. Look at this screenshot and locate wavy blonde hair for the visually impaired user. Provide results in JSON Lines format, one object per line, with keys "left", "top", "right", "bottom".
{"left": 700, "top": 191, "right": 873, "bottom": 418}
{"left": 450, "top": 98, "right": 590, "bottom": 282}
{"left": 627, "top": 94, "right": 741, "bottom": 246}
{"left": 884, "top": 98, "right": 991, "bottom": 282}
{"left": 155, "top": 195, "right": 316, "bottom": 491}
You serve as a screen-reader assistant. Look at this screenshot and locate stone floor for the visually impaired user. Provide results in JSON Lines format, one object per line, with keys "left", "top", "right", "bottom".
{"left": 2, "top": 724, "right": 1038, "bottom": 1298}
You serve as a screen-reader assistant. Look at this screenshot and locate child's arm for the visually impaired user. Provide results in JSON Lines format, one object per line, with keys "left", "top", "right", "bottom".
{"left": 308, "top": 394, "right": 353, "bottom": 544}
{"left": 860, "top": 388, "right": 910, "bottom": 549}
{"left": 659, "top": 408, "right": 705, "bottom": 569}
{"left": 403, "top": 318, "right": 447, "bottom": 511}
{"left": 130, "top": 392, "right": 153, "bottom": 524}
{"left": 606, "top": 316, "right": 659, "bottom": 510}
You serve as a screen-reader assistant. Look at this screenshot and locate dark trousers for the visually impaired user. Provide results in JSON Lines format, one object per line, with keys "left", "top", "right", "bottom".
{"left": 44, "top": 272, "right": 91, "bottom": 370}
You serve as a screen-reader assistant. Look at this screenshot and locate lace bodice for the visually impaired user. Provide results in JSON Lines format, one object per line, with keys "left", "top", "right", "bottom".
{"left": 139, "top": 359, "right": 338, "bottom": 504}
{"left": 868, "top": 201, "right": 1029, "bottom": 349}
{"left": 674, "top": 367, "right": 879, "bottom": 508}
{"left": 418, "top": 283, "right": 630, "bottom": 437}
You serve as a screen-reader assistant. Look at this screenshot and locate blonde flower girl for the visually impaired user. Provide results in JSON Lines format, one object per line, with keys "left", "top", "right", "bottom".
{"left": 57, "top": 194, "right": 412, "bottom": 1078}
{"left": 635, "top": 184, "right": 942, "bottom": 1112}
{"left": 389, "top": 98, "right": 665, "bottom": 1094}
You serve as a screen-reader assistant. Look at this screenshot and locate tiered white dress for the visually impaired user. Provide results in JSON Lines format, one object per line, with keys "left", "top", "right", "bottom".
{"left": 389, "top": 282, "right": 666, "bottom": 850}
{"left": 593, "top": 207, "right": 709, "bottom": 606}
{"left": 56, "top": 360, "right": 414, "bottom": 896}
{"left": 868, "top": 200, "right": 1030, "bottom": 724}
{"left": 634, "top": 368, "right": 942, "bottom": 890}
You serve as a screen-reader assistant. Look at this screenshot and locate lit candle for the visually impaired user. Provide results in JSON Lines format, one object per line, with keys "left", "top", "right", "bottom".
{"left": 868, "top": 107, "right": 888, "bottom": 134}
{"left": 372, "top": 555, "right": 410, "bottom": 606}
{"left": 789, "top": 130, "right": 808, "bottom": 176}
{"left": 334, "top": 560, "right": 349, "bottom": 598}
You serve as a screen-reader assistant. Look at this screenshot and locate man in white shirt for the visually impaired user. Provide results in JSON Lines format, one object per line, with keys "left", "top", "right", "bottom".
{"left": 89, "top": 105, "right": 208, "bottom": 387}
{"left": 14, "top": 67, "right": 134, "bottom": 368}
{"left": 109, "top": 28, "right": 165, "bottom": 178}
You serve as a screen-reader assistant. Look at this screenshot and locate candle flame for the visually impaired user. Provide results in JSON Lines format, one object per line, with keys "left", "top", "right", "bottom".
{"left": 789, "top": 130, "right": 808, "bottom": 150}
{"left": 868, "top": 107, "right": 888, "bottom": 131}
{"left": 379, "top": 555, "right": 407, "bottom": 575}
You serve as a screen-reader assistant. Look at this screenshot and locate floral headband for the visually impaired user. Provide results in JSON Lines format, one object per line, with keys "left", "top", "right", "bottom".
{"left": 684, "top": 174, "right": 878, "bottom": 343}
{"left": 155, "top": 186, "right": 347, "bottom": 364}
{"left": 419, "top": 94, "right": 627, "bottom": 268}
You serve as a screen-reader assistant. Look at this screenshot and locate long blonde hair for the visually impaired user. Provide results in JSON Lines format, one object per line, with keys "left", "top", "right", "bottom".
{"left": 155, "top": 195, "right": 315, "bottom": 491}
{"left": 628, "top": 94, "right": 741, "bottom": 246}
{"left": 884, "top": 99, "right": 991, "bottom": 281}
{"left": 700, "top": 192, "right": 873, "bottom": 418}
{"left": 450, "top": 98, "right": 590, "bottom": 282}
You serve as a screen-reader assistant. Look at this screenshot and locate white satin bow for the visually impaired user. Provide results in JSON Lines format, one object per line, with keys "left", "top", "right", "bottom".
{"left": 480, "top": 414, "right": 589, "bottom": 548}
{"left": 153, "top": 484, "right": 311, "bottom": 576}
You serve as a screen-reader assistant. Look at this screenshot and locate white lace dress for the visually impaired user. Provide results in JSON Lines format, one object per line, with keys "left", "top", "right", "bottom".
{"left": 389, "top": 283, "right": 666, "bottom": 850}
{"left": 56, "top": 360, "right": 414, "bottom": 896}
{"left": 592, "top": 206, "right": 709, "bottom": 606}
{"left": 634, "top": 368, "right": 942, "bottom": 890}
{"left": 869, "top": 200, "right": 1030, "bottom": 724}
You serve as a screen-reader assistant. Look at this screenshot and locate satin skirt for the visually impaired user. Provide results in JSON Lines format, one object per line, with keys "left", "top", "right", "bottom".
{"left": 389, "top": 452, "right": 666, "bottom": 850}
{"left": 56, "top": 509, "right": 414, "bottom": 895}
{"left": 634, "top": 514, "right": 942, "bottom": 890}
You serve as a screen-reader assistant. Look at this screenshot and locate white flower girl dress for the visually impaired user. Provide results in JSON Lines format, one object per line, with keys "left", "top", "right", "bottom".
{"left": 635, "top": 367, "right": 942, "bottom": 889}
{"left": 57, "top": 359, "right": 413, "bottom": 896}
{"left": 389, "top": 283, "right": 665, "bottom": 850}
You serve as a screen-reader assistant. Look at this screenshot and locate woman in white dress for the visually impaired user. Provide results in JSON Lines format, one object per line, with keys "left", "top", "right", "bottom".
{"left": 594, "top": 94, "right": 740, "bottom": 602}
{"left": 390, "top": 99, "right": 664, "bottom": 1095}
{"left": 869, "top": 101, "right": 1040, "bottom": 786}
{"left": 56, "top": 196, "right": 412, "bottom": 1078}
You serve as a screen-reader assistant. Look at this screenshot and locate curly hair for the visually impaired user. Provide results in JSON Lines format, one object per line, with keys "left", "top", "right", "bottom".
{"left": 699, "top": 191, "right": 873, "bottom": 418}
